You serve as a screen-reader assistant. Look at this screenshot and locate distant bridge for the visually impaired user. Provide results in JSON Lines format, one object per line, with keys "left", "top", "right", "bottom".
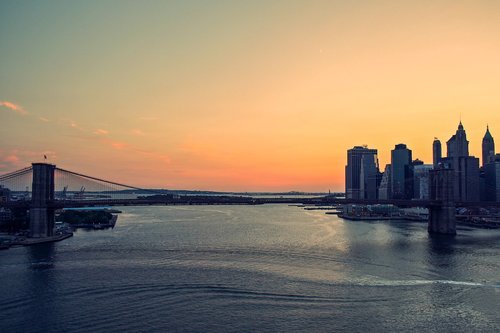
{"left": 1, "top": 163, "right": 499, "bottom": 238}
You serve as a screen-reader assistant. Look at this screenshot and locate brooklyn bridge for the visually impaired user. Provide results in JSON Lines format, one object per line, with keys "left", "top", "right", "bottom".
{"left": 1, "top": 163, "right": 499, "bottom": 239}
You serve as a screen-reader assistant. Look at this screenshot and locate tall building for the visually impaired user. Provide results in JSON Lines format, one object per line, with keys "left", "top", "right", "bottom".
{"left": 0, "top": 185, "right": 11, "bottom": 202}
{"left": 441, "top": 122, "right": 480, "bottom": 202}
{"left": 484, "top": 154, "right": 500, "bottom": 201}
{"left": 433, "top": 138, "right": 442, "bottom": 167}
{"left": 360, "top": 153, "right": 380, "bottom": 200}
{"left": 391, "top": 144, "right": 413, "bottom": 199}
{"left": 446, "top": 121, "right": 469, "bottom": 158}
{"left": 413, "top": 163, "right": 433, "bottom": 199}
{"left": 378, "top": 164, "right": 391, "bottom": 200}
{"left": 482, "top": 125, "right": 495, "bottom": 167}
{"left": 345, "top": 146, "right": 379, "bottom": 199}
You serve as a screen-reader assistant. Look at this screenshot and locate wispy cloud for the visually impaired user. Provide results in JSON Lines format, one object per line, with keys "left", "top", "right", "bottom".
{"left": 135, "top": 149, "right": 171, "bottom": 164}
{"left": 131, "top": 129, "right": 145, "bottom": 136}
{"left": 4, "top": 154, "right": 20, "bottom": 164}
{"left": 94, "top": 129, "right": 109, "bottom": 135}
{"left": 97, "top": 137, "right": 170, "bottom": 164}
{"left": 0, "top": 101, "right": 28, "bottom": 115}
{"left": 0, "top": 152, "right": 21, "bottom": 173}
{"left": 60, "top": 118, "right": 85, "bottom": 132}
{"left": 0, "top": 149, "right": 57, "bottom": 173}
{"left": 39, "top": 116, "right": 50, "bottom": 122}
{"left": 111, "top": 142, "right": 127, "bottom": 150}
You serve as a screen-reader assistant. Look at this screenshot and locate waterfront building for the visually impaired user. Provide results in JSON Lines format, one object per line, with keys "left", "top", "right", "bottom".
{"left": 360, "top": 154, "right": 380, "bottom": 200}
{"left": 440, "top": 155, "right": 480, "bottom": 202}
{"left": 413, "top": 163, "right": 433, "bottom": 199}
{"left": 442, "top": 122, "right": 480, "bottom": 202}
{"left": 378, "top": 164, "right": 391, "bottom": 200}
{"left": 0, "top": 186, "right": 11, "bottom": 202}
{"left": 484, "top": 154, "right": 500, "bottom": 201}
{"left": 345, "top": 146, "right": 379, "bottom": 199}
{"left": 433, "top": 138, "right": 442, "bottom": 168}
{"left": 446, "top": 121, "right": 469, "bottom": 158}
{"left": 391, "top": 144, "right": 413, "bottom": 199}
{"left": 412, "top": 159, "right": 424, "bottom": 167}
{"left": 482, "top": 125, "right": 495, "bottom": 167}
{"left": 480, "top": 167, "right": 487, "bottom": 202}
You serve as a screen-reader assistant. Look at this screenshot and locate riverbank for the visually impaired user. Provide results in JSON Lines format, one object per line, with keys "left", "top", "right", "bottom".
{"left": 0, "top": 232, "right": 73, "bottom": 250}
{"left": 338, "top": 213, "right": 426, "bottom": 222}
{"left": 69, "top": 214, "right": 118, "bottom": 229}
{"left": 337, "top": 213, "right": 500, "bottom": 228}
{"left": 15, "top": 232, "right": 73, "bottom": 245}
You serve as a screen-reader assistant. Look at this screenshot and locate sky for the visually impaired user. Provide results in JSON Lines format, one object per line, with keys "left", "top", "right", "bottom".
{"left": 1, "top": 0, "right": 500, "bottom": 192}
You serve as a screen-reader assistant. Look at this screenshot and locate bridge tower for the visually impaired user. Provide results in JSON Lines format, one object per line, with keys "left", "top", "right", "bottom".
{"left": 29, "top": 163, "right": 56, "bottom": 238}
{"left": 428, "top": 165, "right": 456, "bottom": 235}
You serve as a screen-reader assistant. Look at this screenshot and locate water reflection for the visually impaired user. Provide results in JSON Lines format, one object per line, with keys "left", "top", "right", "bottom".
{"left": 28, "top": 243, "right": 55, "bottom": 270}
{"left": 427, "top": 233, "right": 457, "bottom": 255}
{"left": 24, "top": 243, "right": 60, "bottom": 332}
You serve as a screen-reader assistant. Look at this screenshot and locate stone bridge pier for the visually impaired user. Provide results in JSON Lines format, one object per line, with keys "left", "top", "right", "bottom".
{"left": 428, "top": 166, "right": 456, "bottom": 235}
{"left": 29, "top": 163, "right": 56, "bottom": 238}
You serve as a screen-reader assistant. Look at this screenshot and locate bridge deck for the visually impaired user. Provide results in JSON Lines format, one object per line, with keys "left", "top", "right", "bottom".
{"left": 2, "top": 197, "right": 500, "bottom": 209}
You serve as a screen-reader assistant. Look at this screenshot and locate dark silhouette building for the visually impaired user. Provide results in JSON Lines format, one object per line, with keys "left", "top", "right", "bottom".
{"left": 413, "top": 159, "right": 432, "bottom": 200}
{"left": 378, "top": 164, "right": 391, "bottom": 200}
{"left": 0, "top": 185, "right": 11, "bottom": 202}
{"left": 484, "top": 154, "right": 500, "bottom": 201}
{"left": 446, "top": 121, "right": 469, "bottom": 158}
{"left": 345, "top": 146, "right": 379, "bottom": 199}
{"left": 482, "top": 125, "right": 495, "bottom": 167}
{"left": 391, "top": 144, "right": 413, "bottom": 199}
{"left": 432, "top": 138, "right": 442, "bottom": 167}
{"left": 441, "top": 122, "right": 480, "bottom": 202}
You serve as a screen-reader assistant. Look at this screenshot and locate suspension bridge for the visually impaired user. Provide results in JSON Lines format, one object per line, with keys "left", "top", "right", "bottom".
{"left": 0, "top": 163, "right": 153, "bottom": 238}
{"left": 1, "top": 163, "right": 499, "bottom": 239}
{"left": 0, "top": 164, "right": 145, "bottom": 201}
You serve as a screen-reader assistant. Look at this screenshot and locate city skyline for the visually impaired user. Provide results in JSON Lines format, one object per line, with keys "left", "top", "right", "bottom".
{"left": 2, "top": 1, "right": 500, "bottom": 191}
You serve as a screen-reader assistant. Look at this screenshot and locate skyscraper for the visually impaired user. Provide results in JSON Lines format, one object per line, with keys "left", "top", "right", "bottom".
{"left": 413, "top": 163, "right": 433, "bottom": 199}
{"left": 482, "top": 125, "right": 495, "bottom": 167}
{"left": 345, "top": 146, "right": 379, "bottom": 199}
{"left": 484, "top": 154, "right": 500, "bottom": 202}
{"left": 360, "top": 153, "right": 380, "bottom": 200}
{"left": 391, "top": 144, "right": 412, "bottom": 199}
{"left": 446, "top": 121, "right": 469, "bottom": 158}
{"left": 378, "top": 164, "right": 392, "bottom": 200}
{"left": 441, "top": 122, "right": 480, "bottom": 202}
{"left": 433, "top": 138, "right": 442, "bottom": 167}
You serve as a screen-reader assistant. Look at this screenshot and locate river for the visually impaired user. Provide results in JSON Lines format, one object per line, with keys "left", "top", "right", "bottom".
{"left": 1, "top": 205, "right": 499, "bottom": 332}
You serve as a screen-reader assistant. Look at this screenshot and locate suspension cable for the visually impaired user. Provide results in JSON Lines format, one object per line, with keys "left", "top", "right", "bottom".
{"left": 56, "top": 167, "right": 144, "bottom": 191}
{"left": 0, "top": 167, "right": 33, "bottom": 181}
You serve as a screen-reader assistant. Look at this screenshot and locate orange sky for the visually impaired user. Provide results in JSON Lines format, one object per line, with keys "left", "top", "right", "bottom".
{"left": 1, "top": 1, "right": 499, "bottom": 191}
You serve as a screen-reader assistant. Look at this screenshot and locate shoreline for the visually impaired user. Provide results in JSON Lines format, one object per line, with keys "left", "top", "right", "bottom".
{"left": 1, "top": 232, "right": 73, "bottom": 250}
{"left": 336, "top": 213, "right": 500, "bottom": 228}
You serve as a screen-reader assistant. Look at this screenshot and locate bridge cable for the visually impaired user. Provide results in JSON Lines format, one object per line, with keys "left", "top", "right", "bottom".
{"left": 55, "top": 167, "right": 144, "bottom": 191}
{"left": 0, "top": 167, "right": 33, "bottom": 181}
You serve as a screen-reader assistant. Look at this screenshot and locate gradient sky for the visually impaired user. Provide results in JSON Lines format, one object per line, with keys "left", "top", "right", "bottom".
{"left": 1, "top": 0, "right": 499, "bottom": 191}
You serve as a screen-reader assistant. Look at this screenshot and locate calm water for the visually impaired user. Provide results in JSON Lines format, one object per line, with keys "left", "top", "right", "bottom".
{"left": 1, "top": 205, "right": 499, "bottom": 332}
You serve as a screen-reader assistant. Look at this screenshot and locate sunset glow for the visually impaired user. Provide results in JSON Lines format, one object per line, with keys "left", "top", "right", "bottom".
{"left": 1, "top": 1, "right": 499, "bottom": 191}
